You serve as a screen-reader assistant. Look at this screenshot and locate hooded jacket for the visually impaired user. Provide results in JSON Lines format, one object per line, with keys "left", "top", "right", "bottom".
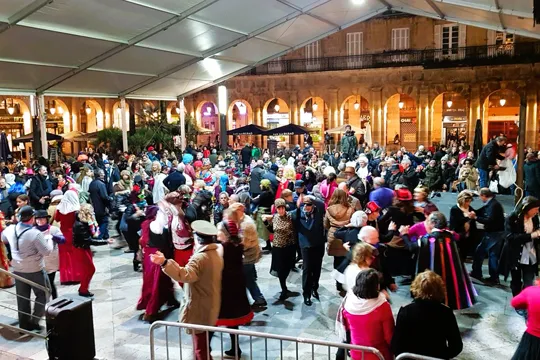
{"left": 325, "top": 204, "right": 355, "bottom": 257}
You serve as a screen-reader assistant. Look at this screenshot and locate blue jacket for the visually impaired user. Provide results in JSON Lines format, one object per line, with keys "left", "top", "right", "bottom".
{"left": 163, "top": 170, "right": 186, "bottom": 192}
{"left": 369, "top": 187, "right": 395, "bottom": 209}
{"left": 89, "top": 179, "right": 110, "bottom": 216}
{"left": 290, "top": 199, "right": 325, "bottom": 248}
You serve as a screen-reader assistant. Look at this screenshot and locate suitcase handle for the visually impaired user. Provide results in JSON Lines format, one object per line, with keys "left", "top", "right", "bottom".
{"left": 51, "top": 298, "right": 74, "bottom": 309}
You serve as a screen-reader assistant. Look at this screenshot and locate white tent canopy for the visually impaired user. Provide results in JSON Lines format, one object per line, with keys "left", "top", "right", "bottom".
{"left": 0, "top": 0, "right": 537, "bottom": 100}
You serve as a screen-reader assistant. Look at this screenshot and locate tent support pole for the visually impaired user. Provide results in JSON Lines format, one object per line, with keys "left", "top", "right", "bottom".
{"left": 120, "top": 97, "right": 128, "bottom": 152}
{"left": 37, "top": 94, "right": 48, "bottom": 159}
{"left": 516, "top": 99, "right": 526, "bottom": 204}
{"left": 178, "top": 97, "right": 186, "bottom": 151}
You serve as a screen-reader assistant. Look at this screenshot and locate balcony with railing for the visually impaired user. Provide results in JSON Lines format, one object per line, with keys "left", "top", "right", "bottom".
{"left": 246, "top": 41, "right": 540, "bottom": 76}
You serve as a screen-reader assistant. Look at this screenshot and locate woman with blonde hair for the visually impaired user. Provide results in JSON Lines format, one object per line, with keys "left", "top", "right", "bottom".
{"left": 392, "top": 270, "right": 462, "bottom": 359}
{"left": 275, "top": 166, "right": 295, "bottom": 200}
{"left": 343, "top": 242, "right": 375, "bottom": 291}
{"left": 73, "top": 203, "right": 110, "bottom": 297}
{"left": 449, "top": 190, "right": 477, "bottom": 260}
{"left": 325, "top": 188, "right": 355, "bottom": 293}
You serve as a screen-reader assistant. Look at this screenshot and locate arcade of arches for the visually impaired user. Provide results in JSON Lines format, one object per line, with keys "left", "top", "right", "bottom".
{"left": 184, "top": 64, "right": 540, "bottom": 150}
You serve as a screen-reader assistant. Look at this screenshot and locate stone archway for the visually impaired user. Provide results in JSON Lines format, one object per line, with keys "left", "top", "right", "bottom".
{"left": 482, "top": 89, "right": 521, "bottom": 145}
{"left": 196, "top": 101, "right": 219, "bottom": 146}
{"left": 431, "top": 92, "right": 468, "bottom": 147}
{"left": 227, "top": 99, "right": 253, "bottom": 148}
{"left": 384, "top": 93, "right": 417, "bottom": 150}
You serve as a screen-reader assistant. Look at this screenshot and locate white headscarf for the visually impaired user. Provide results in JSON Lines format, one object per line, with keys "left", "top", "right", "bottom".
{"left": 57, "top": 190, "right": 81, "bottom": 214}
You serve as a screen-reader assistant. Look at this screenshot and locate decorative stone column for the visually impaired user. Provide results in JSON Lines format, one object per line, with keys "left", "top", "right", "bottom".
{"left": 71, "top": 98, "right": 80, "bottom": 132}
{"left": 417, "top": 86, "right": 429, "bottom": 147}
{"left": 370, "top": 87, "right": 383, "bottom": 145}
{"left": 328, "top": 89, "right": 339, "bottom": 153}
{"left": 468, "top": 84, "right": 482, "bottom": 146}
{"left": 289, "top": 91, "right": 302, "bottom": 148}
{"left": 104, "top": 98, "right": 112, "bottom": 128}
{"left": 525, "top": 84, "right": 537, "bottom": 148}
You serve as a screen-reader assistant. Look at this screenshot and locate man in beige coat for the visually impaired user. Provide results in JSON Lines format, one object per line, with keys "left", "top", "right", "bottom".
{"left": 151, "top": 220, "right": 223, "bottom": 360}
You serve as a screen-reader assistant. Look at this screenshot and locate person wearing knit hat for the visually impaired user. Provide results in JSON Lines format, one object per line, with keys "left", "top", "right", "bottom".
{"left": 262, "top": 199, "right": 297, "bottom": 301}
{"left": 215, "top": 214, "right": 254, "bottom": 357}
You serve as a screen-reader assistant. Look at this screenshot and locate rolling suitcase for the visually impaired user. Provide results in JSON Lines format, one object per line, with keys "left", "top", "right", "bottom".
{"left": 46, "top": 296, "right": 96, "bottom": 360}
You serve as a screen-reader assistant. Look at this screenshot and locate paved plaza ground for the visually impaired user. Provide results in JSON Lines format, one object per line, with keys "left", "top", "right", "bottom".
{"left": 0, "top": 193, "right": 530, "bottom": 360}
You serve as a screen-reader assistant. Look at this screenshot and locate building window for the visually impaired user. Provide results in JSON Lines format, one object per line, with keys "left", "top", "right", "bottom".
{"left": 268, "top": 56, "right": 283, "bottom": 74}
{"left": 391, "top": 28, "right": 410, "bottom": 50}
{"left": 346, "top": 32, "right": 363, "bottom": 56}
{"left": 442, "top": 24, "right": 459, "bottom": 55}
{"left": 305, "top": 41, "right": 320, "bottom": 70}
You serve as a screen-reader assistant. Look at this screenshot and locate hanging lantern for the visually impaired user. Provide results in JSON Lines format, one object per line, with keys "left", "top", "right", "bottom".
{"left": 85, "top": 102, "right": 91, "bottom": 115}
{"left": 206, "top": 106, "right": 212, "bottom": 114}
{"left": 312, "top": 101, "right": 318, "bottom": 112}
{"left": 274, "top": 99, "right": 280, "bottom": 112}
{"left": 58, "top": 106, "right": 64, "bottom": 115}
{"left": 49, "top": 101, "right": 57, "bottom": 115}
{"left": 398, "top": 101, "right": 404, "bottom": 109}
{"left": 499, "top": 98, "right": 506, "bottom": 106}
{"left": 446, "top": 100, "right": 453, "bottom": 108}
{"left": 6, "top": 98, "right": 15, "bottom": 115}
{"left": 353, "top": 100, "right": 360, "bottom": 111}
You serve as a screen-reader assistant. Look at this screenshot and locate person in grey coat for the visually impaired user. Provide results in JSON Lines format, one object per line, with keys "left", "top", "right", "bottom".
{"left": 249, "top": 160, "right": 266, "bottom": 196}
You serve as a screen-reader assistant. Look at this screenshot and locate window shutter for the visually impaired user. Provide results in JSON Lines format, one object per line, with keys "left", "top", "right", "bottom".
{"left": 458, "top": 24, "right": 467, "bottom": 47}
{"left": 434, "top": 24, "right": 441, "bottom": 49}
{"left": 487, "top": 29, "right": 496, "bottom": 45}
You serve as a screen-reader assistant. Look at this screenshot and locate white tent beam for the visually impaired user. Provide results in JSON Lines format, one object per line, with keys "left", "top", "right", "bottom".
{"left": 180, "top": 6, "right": 389, "bottom": 98}
{"left": 276, "top": 0, "right": 340, "bottom": 28}
{"left": 0, "top": 0, "right": 52, "bottom": 34}
{"left": 434, "top": 0, "right": 532, "bottom": 19}
{"left": 35, "top": 0, "right": 220, "bottom": 93}
{"left": 424, "top": 0, "right": 446, "bottom": 19}
{"left": 493, "top": 0, "right": 506, "bottom": 30}
{"left": 374, "top": 0, "right": 392, "bottom": 10}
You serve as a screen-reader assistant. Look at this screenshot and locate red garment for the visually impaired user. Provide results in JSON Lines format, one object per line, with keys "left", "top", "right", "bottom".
{"left": 344, "top": 302, "right": 395, "bottom": 360}
{"left": 511, "top": 285, "right": 540, "bottom": 338}
{"left": 174, "top": 247, "right": 194, "bottom": 287}
{"left": 78, "top": 248, "right": 95, "bottom": 294}
{"left": 192, "top": 332, "right": 211, "bottom": 360}
{"left": 203, "top": 149, "right": 210, "bottom": 158}
{"left": 275, "top": 180, "right": 290, "bottom": 200}
{"left": 55, "top": 211, "right": 81, "bottom": 284}
{"left": 137, "top": 247, "right": 175, "bottom": 316}
{"left": 139, "top": 219, "right": 151, "bottom": 249}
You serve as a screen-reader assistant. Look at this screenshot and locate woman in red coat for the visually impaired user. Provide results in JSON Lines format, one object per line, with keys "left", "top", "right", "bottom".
{"left": 55, "top": 189, "right": 82, "bottom": 285}
{"left": 340, "top": 268, "right": 394, "bottom": 360}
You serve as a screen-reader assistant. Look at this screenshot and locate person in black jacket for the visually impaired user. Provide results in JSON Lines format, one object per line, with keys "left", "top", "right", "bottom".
{"left": 391, "top": 270, "right": 462, "bottom": 359}
{"left": 499, "top": 196, "right": 540, "bottom": 297}
{"left": 88, "top": 169, "right": 111, "bottom": 240}
{"left": 29, "top": 166, "right": 52, "bottom": 210}
{"left": 388, "top": 164, "right": 404, "bottom": 190}
{"left": 73, "top": 204, "right": 109, "bottom": 297}
{"left": 241, "top": 143, "right": 252, "bottom": 170}
{"left": 470, "top": 188, "right": 505, "bottom": 285}
{"left": 163, "top": 163, "right": 186, "bottom": 192}
{"left": 401, "top": 159, "right": 419, "bottom": 192}
{"left": 262, "top": 164, "right": 279, "bottom": 193}
{"left": 475, "top": 136, "right": 506, "bottom": 188}
{"left": 524, "top": 153, "right": 540, "bottom": 198}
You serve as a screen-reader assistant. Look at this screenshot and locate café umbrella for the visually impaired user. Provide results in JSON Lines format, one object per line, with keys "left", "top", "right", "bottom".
{"left": 227, "top": 124, "right": 268, "bottom": 135}
{"left": 264, "top": 124, "right": 316, "bottom": 136}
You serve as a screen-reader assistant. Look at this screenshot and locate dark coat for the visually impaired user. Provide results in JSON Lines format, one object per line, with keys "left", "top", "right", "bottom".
{"left": 475, "top": 197, "right": 505, "bottom": 233}
{"left": 440, "top": 164, "right": 456, "bottom": 185}
{"left": 499, "top": 211, "right": 540, "bottom": 279}
{"left": 333, "top": 227, "right": 360, "bottom": 247}
{"left": 524, "top": 160, "right": 540, "bottom": 197}
{"left": 88, "top": 179, "right": 110, "bottom": 216}
{"left": 347, "top": 175, "right": 367, "bottom": 203}
{"left": 104, "top": 166, "right": 120, "bottom": 195}
{"left": 163, "top": 170, "right": 186, "bottom": 192}
{"left": 249, "top": 165, "right": 265, "bottom": 195}
{"left": 73, "top": 220, "right": 109, "bottom": 249}
{"left": 290, "top": 199, "right": 326, "bottom": 248}
{"left": 29, "top": 174, "right": 52, "bottom": 209}
{"left": 402, "top": 166, "right": 420, "bottom": 192}
{"left": 262, "top": 170, "right": 278, "bottom": 193}
{"left": 391, "top": 299, "right": 463, "bottom": 359}
{"left": 475, "top": 139, "right": 505, "bottom": 170}
{"left": 420, "top": 165, "right": 442, "bottom": 191}
{"left": 241, "top": 146, "right": 252, "bottom": 165}
{"left": 388, "top": 172, "right": 404, "bottom": 190}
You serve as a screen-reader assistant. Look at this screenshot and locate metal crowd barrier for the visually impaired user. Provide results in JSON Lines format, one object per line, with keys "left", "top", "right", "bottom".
{"left": 0, "top": 268, "right": 50, "bottom": 339}
{"left": 396, "top": 353, "right": 443, "bottom": 360}
{"left": 150, "top": 321, "right": 385, "bottom": 360}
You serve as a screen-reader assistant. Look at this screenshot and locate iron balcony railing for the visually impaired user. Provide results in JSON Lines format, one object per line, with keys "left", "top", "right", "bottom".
{"left": 247, "top": 41, "right": 540, "bottom": 75}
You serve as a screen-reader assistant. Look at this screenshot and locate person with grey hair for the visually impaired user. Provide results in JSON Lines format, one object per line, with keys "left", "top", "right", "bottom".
{"left": 163, "top": 163, "right": 186, "bottom": 192}
{"left": 401, "top": 158, "right": 419, "bottom": 192}
{"left": 88, "top": 168, "right": 111, "bottom": 239}
{"left": 417, "top": 212, "right": 477, "bottom": 310}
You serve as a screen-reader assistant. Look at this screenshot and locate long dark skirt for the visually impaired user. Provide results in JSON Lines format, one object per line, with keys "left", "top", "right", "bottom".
{"left": 512, "top": 332, "right": 540, "bottom": 360}
{"left": 137, "top": 247, "right": 175, "bottom": 316}
{"left": 270, "top": 245, "right": 297, "bottom": 278}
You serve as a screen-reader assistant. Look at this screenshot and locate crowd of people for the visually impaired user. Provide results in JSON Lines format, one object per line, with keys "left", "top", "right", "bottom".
{"left": 0, "top": 125, "right": 539, "bottom": 359}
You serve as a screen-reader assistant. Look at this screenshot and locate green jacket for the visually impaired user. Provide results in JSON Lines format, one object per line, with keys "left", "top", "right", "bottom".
{"left": 341, "top": 133, "right": 358, "bottom": 156}
{"left": 251, "top": 147, "right": 261, "bottom": 160}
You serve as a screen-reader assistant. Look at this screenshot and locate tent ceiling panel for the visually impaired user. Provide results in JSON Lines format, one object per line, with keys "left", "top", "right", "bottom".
{"left": 0, "top": 0, "right": 35, "bottom": 21}
{"left": 90, "top": 47, "right": 196, "bottom": 76}
{"left": 49, "top": 70, "right": 151, "bottom": 94}
{"left": 0, "top": 26, "right": 117, "bottom": 68}
{"left": 0, "top": 62, "right": 69, "bottom": 90}
{"left": 189, "top": 0, "right": 295, "bottom": 34}
{"left": 256, "top": 14, "right": 335, "bottom": 47}
{"left": 138, "top": 18, "right": 243, "bottom": 55}
{"left": 310, "top": 0, "right": 388, "bottom": 26}
{"left": 165, "top": 58, "right": 247, "bottom": 81}
{"left": 124, "top": 0, "right": 207, "bottom": 14}
{"left": 131, "top": 78, "right": 210, "bottom": 98}
{"left": 19, "top": 0, "right": 172, "bottom": 43}
{"left": 215, "top": 38, "right": 290, "bottom": 64}
{"left": 0, "top": 0, "right": 538, "bottom": 98}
